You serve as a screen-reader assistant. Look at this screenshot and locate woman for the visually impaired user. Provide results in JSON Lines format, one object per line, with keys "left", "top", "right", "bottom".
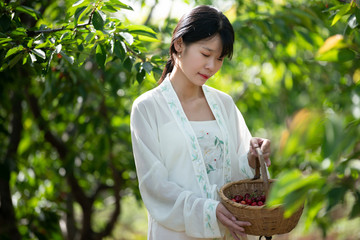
{"left": 130, "top": 5, "right": 271, "bottom": 240}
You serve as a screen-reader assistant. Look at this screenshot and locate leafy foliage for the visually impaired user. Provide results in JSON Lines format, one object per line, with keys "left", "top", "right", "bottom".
{"left": 0, "top": 0, "right": 359, "bottom": 239}
{"left": 0, "top": 0, "right": 161, "bottom": 239}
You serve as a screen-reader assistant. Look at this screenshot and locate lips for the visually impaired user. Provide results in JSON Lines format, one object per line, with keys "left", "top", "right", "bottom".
{"left": 199, "top": 73, "right": 210, "bottom": 80}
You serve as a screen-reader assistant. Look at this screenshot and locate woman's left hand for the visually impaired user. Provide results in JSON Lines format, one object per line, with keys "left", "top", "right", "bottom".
{"left": 248, "top": 137, "right": 271, "bottom": 167}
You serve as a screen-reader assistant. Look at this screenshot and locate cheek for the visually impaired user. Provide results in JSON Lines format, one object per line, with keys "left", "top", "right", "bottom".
{"left": 216, "top": 61, "right": 224, "bottom": 71}
{"left": 183, "top": 53, "right": 204, "bottom": 70}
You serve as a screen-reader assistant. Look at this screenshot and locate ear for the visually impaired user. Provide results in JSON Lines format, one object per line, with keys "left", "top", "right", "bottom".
{"left": 174, "top": 37, "right": 184, "bottom": 54}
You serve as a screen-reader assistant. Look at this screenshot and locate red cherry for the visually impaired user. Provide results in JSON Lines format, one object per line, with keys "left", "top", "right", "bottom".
{"left": 232, "top": 198, "right": 236, "bottom": 202}
{"left": 251, "top": 202, "right": 257, "bottom": 206}
{"left": 234, "top": 195, "right": 243, "bottom": 202}
{"left": 257, "top": 201, "right": 264, "bottom": 206}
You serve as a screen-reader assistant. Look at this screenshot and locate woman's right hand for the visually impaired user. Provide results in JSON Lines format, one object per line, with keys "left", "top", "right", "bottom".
{"left": 216, "top": 203, "right": 251, "bottom": 240}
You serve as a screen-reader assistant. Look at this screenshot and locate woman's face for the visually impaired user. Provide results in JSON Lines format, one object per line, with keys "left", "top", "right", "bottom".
{"left": 176, "top": 34, "right": 224, "bottom": 86}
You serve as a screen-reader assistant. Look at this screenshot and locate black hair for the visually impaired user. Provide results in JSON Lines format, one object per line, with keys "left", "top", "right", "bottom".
{"left": 159, "top": 5, "right": 235, "bottom": 83}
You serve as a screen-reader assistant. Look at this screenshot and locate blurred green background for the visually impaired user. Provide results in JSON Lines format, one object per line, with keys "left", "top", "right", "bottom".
{"left": 0, "top": 0, "right": 359, "bottom": 239}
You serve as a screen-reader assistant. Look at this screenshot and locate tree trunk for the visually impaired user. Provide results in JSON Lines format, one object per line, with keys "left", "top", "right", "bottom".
{"left": 0, "top": 91, "right": 23, "bottom": 240}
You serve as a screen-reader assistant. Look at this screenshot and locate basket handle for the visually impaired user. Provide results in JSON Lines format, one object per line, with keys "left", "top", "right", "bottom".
{"left": 255, "top": 147, "right": 270, "bottom": 198}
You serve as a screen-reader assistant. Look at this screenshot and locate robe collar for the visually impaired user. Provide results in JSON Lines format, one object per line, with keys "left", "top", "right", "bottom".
{"left": 160, "top": 75, "right": 231, "bottom": 199}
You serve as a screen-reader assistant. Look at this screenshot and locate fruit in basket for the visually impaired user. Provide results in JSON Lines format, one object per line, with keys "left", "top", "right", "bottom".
{"left": 231, "top": 192, "right": 266, "bottom": 206}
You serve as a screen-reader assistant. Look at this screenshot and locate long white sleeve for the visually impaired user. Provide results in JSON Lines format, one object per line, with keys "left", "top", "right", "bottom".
{"left": 130, "top": 97, "right": 222, "bottom": 238}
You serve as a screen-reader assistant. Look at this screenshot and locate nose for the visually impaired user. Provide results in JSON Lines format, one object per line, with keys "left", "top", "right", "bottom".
{"left": 205, "top": 58, "right": 216, "bottom": 71}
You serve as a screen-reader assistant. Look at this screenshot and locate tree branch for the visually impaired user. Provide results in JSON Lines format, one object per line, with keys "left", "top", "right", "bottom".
{"left": 0, "top": 90, "right": 23, "bottom": 240}
{"left": 94, "top": 94, "right": 123, "bottom": 239}
{"left": 125, "top": 45, "right": 146, "bottom": 62}
{"left": 26, "top": 2, "right": 98, "bottom": 36}
{"left": 144, "top": 0, "right": 158, "bottom": 26}
{"left": 24, "top": 89, "right": 90, "bottom": 210}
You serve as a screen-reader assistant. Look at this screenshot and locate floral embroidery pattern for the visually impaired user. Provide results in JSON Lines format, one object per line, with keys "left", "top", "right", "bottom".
{"left": 202, "top": 86, "right": 231, "bottom": 184}
{"left": 160, "top": 77, "right": 213, "bottom": 199}
{"left": 204, "top": 200, "right": 218, "bottom": 235}
{"left": 194, "top": 128, "right": 224, "bottom": 174}
{"left": 160, "top": 76, "right": 231, "bottom": 236}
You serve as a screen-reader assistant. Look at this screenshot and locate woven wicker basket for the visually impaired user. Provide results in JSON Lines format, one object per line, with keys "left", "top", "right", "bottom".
{"left": 219, "top": 148, "right": 304, "bottom": 237}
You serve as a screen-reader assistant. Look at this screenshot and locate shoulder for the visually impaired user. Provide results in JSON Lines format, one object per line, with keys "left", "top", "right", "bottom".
{"left": 132, "top": 85, "right": 161, "bottom": 111}
{"left": 203, "top": 84, "right": 235, "bottom": 105}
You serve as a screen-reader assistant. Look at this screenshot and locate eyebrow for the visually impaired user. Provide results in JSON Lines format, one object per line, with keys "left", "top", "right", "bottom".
{"left": 201, "top": 46, "right": 214, "bottom": 52}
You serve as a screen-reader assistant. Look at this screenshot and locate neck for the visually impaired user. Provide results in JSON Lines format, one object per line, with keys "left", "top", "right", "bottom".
{"left": 169, "top": 68, "right": 203, "bottom": 102}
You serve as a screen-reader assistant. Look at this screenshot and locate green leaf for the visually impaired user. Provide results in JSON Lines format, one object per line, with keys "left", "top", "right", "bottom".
{"left": 0, "top": 38, "right": 12, "bottom": 45}
{"left": 136, "top": 69, "right": 145, "bottom": 84}
{"left": 95, "top": 44, "right": 106, "bottom": 68}
{"left": 8, "top": 52, "right": 23, "bottom": 68}
{"left": 283, "top": 188, "right": 307, "bottom": 218}
{"left": 349, "top": 191, "right": 360, "bottom": 219}
{"left": 16, "top": 5, "right": 40, "bottom": 20}
{"left": 123, "top": 56, "right": 133, "bottom": 72}
{"left": 31, "top": 49, "right": 46, "bottom": 59}
{"left": 22, "top": 54, "right": 28, "bottom": 65}
{"left": 85, "top": 32, "right": 95, "bottom": 43}
{"left": 332, "top": 4, "right": 352, "bottom": 26}
{"left": 0, "top": 63, "right": 8, "bottom": 71}
{"left": 316, "top": 48, "right": 355, "bottom": 62}
{"left": 92, "top": 10, "right": 106, "bottom": 30}
{"left": 355, "top": 7, "right": 360, "bottom": 24}
{"left": 267, "top": 170, "right": 325, "bottom": 213}
{"left": 55, "top": 44, "right": 62, "bottom": 54}
{"left": 143, "top": 62, "right": 153, "bottom": 74}
{"left": 0, "top": 14, "right": 11, "bottom": 32}
{"left": 29, "top": 52, "right": 37, "bottom": 63}
{"left": 60, "top": 32, "right": 70, "bottom": 41}
{"left": 108, "top": 0, "right": 133, "bottom": 10}
{"left": 68, "top": 0, "right": 90, "bottom": 16}
{"left": 35, "top": 42, "right": 50, "bottom": 49}
{"left": 27, "top": 38, "right": 34, "bottom": 48}
{"left": 126, "top": 25, "right": 157, "bottom": 39}
{"left": 137, "top": 35, "right": 160, "bottom": 42}
{"left": 72, "top": 0, "right": 85, "bottom": 7}
{"left": 151, "top": 55, "right": 165, "bottom": 64}
{"left": 10, "top": 28, "right": 27, "bottom": 37}
{"left": 327, "top": 187, "right": 347, "bottom": 211}
{"left": 103, "top": 3, "right": 118, "bottom": 13}
{"left": 119, "top": 32, "right": 134, "bottom": 45}
{"left": 74, "top": 6, "right": 87, "bottom": 26}
{"left": 5, "top": 45, "right": 24, "bottom": 59}
{"left": 114, "top": 40, "right": 126, "bottom": 60}
{"left": 59, "top": 51, "right": 74, "bottom": 64}
{"left": 348, "top": 14, "right": 358, "bottom": 29}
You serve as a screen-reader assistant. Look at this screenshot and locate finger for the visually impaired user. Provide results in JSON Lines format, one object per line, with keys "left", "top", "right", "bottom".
{"left": 218, "top": 212, "right": 251, "bottom": 233}
{"left": 250, "top": 138, "right": 260, "bottom": 149}
{"left": 262, "top": 152, "right": 271, "bottom": 160}
{"left": 232, "top": 229, "right": 248, "bottom": 238}
{"left": 266, "top": 158, "right": 271, "bottom": 167}
{"left": 234, "top": 220, "right": 252, "bottom": 227}
{"left": 260, "top": 139, "right": 271, "bottom": 152}
{"left": 230, "top": 231, "right": 241, "bottom": 240}
{"left": 218, "top": 212, "right": 247, "bottom": 232}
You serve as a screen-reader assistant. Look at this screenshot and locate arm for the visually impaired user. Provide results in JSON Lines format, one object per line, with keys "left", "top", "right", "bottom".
{"left": 130, "top": 100, "right": 222, "bottom": 238}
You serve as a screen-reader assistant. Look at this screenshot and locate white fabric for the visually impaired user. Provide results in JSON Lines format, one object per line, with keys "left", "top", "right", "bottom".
{"left": 190, "top": 120, "right": 224, "bottom": 185}
{"left": 130, "top": 75, "right": 256, "bottom": 240}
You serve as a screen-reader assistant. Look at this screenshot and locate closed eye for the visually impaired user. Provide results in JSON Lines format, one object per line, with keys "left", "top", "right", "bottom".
{"left": 201, "top": 53, "right": 210, "bottom": 57}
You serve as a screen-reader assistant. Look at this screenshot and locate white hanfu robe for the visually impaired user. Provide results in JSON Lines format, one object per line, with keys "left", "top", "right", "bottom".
{"left": 130, "top": 75, "right": 256, "bottom": 240}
